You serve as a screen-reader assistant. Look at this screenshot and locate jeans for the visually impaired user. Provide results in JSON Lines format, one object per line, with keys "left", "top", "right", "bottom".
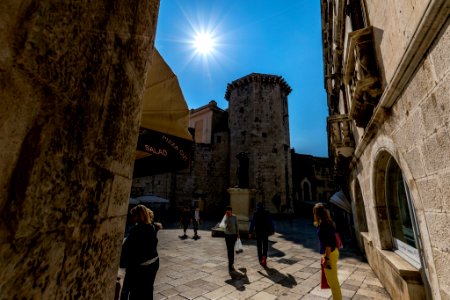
{"left": 193, "top": 219, "right": 199, "bottom": 235}
{"left": 126, "top": 258, "right": 160, "bottom": 300}
{"left": 324, "top": 249, "right": 342, "bottom": 300}
{"left": 256, "top": 235, "right": 269, "bottom": 262}
{"left": 224, "top": 234, "right": 238, "bottom": 268}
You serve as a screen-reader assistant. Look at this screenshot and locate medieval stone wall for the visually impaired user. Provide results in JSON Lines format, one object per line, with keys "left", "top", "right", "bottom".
{"left": 0, "top": 1, "right": 160, "bottom": 298}
{"left": 132, "top": 130, "right": 229, "bottom": 219}
{"left": 323, "top": 0, "right": 449, "bottom": 298}
{"left": 364, "top": 0, "right": 432, "bottom": 85}
{"left": 353, "top": 18, "right": 450, "bottom": 299}
{"left": 226, "top": 74, "right": 292, "bottom": 213}
{"left": 291, "top": 153, "right": 335, "bottom": 214}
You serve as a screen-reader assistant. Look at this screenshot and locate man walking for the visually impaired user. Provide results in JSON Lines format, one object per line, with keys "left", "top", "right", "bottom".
{"left": 248, "top": 202, "right": 274, "bottom": 267}
{"left": 193, "top": 207, "right": 201, "bottom": 239}
{"left": 224, "top": 206, "right": 239, "bottom": 271}
{"left": 179, "top": 206, "right": 191, "bottom": 238}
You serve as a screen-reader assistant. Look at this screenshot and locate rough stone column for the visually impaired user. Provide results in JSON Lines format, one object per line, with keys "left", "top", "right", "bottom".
{"left": 0, "top": 1, "right": 159, "bottom": 298}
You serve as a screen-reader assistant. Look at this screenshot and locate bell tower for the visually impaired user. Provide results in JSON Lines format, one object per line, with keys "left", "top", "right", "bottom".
{"left": 225, "top": 73, "right": 292, "bottom": 213}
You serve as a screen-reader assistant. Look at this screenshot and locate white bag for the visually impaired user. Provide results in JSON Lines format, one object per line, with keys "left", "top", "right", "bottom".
{"left": 219, "top": 214, "right": 226, "bottom": 229}
{"left": 234, "top": 238, "right": 243, "bottom": 254}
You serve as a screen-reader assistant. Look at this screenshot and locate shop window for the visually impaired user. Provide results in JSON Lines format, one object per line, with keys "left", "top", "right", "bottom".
{"left": 384, "top": 157, "right": 421, "bottom": 267}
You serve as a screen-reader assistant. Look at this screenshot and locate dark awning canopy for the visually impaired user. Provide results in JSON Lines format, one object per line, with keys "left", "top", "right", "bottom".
{"left": 330, "top": 190, "right": 352, "bottom": 213}
{"left": 133, "top": 49, "right": 193, "bottom": 178}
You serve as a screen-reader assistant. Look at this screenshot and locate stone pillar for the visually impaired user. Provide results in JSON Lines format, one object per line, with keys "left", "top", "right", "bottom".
{"left": 228, "top": 188, "right": 256, "bottom": 234}
{"left": 0, "top": 1, "right": 160, "bottom": 299}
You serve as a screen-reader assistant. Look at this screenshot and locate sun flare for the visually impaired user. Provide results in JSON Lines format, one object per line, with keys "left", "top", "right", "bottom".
{"left": 192, "top": 32, "right": 216, "bottom": 55}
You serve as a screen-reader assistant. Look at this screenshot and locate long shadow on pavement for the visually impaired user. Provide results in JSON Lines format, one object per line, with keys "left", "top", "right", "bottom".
{"left": 272, "top": 217, "right": 366, "bottom": 261}
{"left": 258, "top": 267, "right": 297, "bottom": 288}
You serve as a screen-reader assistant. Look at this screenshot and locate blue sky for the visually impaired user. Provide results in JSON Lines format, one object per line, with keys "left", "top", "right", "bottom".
{"left": 155, "top": 0, "right": 328, "bottom": 157}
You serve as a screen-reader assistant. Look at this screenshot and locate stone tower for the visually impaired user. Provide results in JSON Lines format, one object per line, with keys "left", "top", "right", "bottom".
{"left": 225, "top": 73, "right": 293, "bottom": 213}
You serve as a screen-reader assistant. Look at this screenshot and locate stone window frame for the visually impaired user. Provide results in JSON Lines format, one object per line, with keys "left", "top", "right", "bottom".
{"left": 301, "top": 178, "right": 312, "bottom": 202}
{"left": 352, "top": 178, "right": 368, "bottom": 232}
{"left": 373, "top": 150, "right": 421, "bottom": 268}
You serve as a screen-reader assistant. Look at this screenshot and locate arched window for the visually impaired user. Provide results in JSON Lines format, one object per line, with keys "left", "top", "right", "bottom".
{"left": 385, "top": 156, "right": 420, "bottom": 267}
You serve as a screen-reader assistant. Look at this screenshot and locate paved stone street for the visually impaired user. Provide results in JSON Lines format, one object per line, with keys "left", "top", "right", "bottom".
{"left": 121, "top": 217, "right": 391, "bottom": 300}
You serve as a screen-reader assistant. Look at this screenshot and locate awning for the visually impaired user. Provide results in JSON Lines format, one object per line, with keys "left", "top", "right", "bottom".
{"left": 134, "top": 195, "right": 169, "bottom": 204}
{"left": 330, "top": 190, "right": 352, "bottom": 213}
{"left": 129, "top": 198, "right": 139, "bottom": 205}
{"left": 133, "top": 49, "right": 193, "bottom": 178}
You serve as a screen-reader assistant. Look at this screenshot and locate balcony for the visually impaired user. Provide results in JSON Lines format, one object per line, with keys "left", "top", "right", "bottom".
{"left": 344, "top": 26, "right": 383, "bottom": 127}
{"left": 328, "top": 114, "right": 355, "bottom": 177}
{"left": 328, "top": 114, "right": 355, "bottom": 157}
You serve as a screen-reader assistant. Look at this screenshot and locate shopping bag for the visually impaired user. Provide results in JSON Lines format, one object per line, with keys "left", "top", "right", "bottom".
{"left": 320, "top": 264, "right": 330, "bottom": 289}
{"left": 335, "top": 232, "right": 343, "bottom": 249}
{"left": 234, "top": 238, "right": 243, "bottom": 254}
{"left": 219, "top": 215, "right": 226, "bottom": 229}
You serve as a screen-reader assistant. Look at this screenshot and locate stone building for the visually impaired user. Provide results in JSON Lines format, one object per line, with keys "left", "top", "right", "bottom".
{"left": 291, "top": 152, "right": 335, "bottom": 215}
{"left": 132, "top": 100, "right": 230, "bottom": 219}
{"left": 133, "top": 73, "right": 297, "bottom": 215}
{"left": 225, "top": 73, "right": 293, "bottom": 213}
{"left": 322, "top": 0, "right": 449, "bottom": 299}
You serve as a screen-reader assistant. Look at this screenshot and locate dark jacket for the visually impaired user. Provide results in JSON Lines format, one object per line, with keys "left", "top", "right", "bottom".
{"left": 317, "top": 221, "right": 336, "bottom": 254}
{"left": 249, "top": 208, "right": 274, "bottom": 236}
{"left": 121, "top": 223, "right": 159, "bottom": 268}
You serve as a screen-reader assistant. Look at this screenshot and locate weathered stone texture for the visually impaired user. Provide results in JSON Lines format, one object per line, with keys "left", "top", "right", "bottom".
{"left": 226, "top": 74, "right": 292, "bottom": 213}
{"left": 433, "top": 249, "right": 450, "bottom": 296}
{"left": 325, "top": 0, "right": 449, "bottom": 297}
{"left": 426, "top": 212, "right": 450, "bottom": 252}
{"left": 422, "top": 127, "right": 450, "bottom": 175}
{"left": 353, "top": 17, "right": 450, "bottom": 300}
{"left": 403, "top": 147, "right": 426, "bottom": 179}
{"left": 0, "top": 0, "right": 159, "bottom": 298}
{"left": 416, "top": 176, "right": 444, "bottom": 212}
{"left": 366, "top": 0, "right": 430, "bottom": 83}
{"left": 430, "top": 18, "right": 450, "bottom": 80}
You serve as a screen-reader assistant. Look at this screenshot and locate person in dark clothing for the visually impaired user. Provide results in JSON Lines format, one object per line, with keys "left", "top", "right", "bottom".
{"left": 179, "top": 206, "right": 191, "bottom": 238}
{"left": 313, "top": 203, "right": 342, "bottom": 300}
{"left": 192, "top": 207, "right": 201, "bottom": 239}
{"left": 121, "top": 205, "right": 161, "bottom": 300}
{"left": 248, "top": 202, "right": 274, "bottom": 267}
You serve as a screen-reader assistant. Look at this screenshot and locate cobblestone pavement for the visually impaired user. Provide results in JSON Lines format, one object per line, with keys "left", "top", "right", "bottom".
{"left": 121, "top": 217, "right": 391, "bottom": 300}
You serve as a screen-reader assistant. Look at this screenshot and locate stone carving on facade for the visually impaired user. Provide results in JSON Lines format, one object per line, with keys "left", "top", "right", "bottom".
{"left": 344, "top": 26, "right": 383, "bottom": 127}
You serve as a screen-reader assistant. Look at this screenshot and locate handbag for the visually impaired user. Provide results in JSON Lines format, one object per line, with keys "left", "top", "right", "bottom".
{"left": 320, "top": 264, "right": 330, "bottom": 289}
{"left": 335, "top": 232, "right": 343, "bottom": 249}
{"left": 234, "top": 238, "right": 244, "bottom": 254}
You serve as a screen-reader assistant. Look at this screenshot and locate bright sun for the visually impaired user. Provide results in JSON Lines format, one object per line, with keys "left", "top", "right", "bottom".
{"left": 192, "top": 32, "right": 216, "bottom": 55}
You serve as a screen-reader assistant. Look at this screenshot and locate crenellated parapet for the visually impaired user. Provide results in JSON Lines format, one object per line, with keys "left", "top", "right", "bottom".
{"left": 225, "top": 73, "right": 292, "bottom": 100}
